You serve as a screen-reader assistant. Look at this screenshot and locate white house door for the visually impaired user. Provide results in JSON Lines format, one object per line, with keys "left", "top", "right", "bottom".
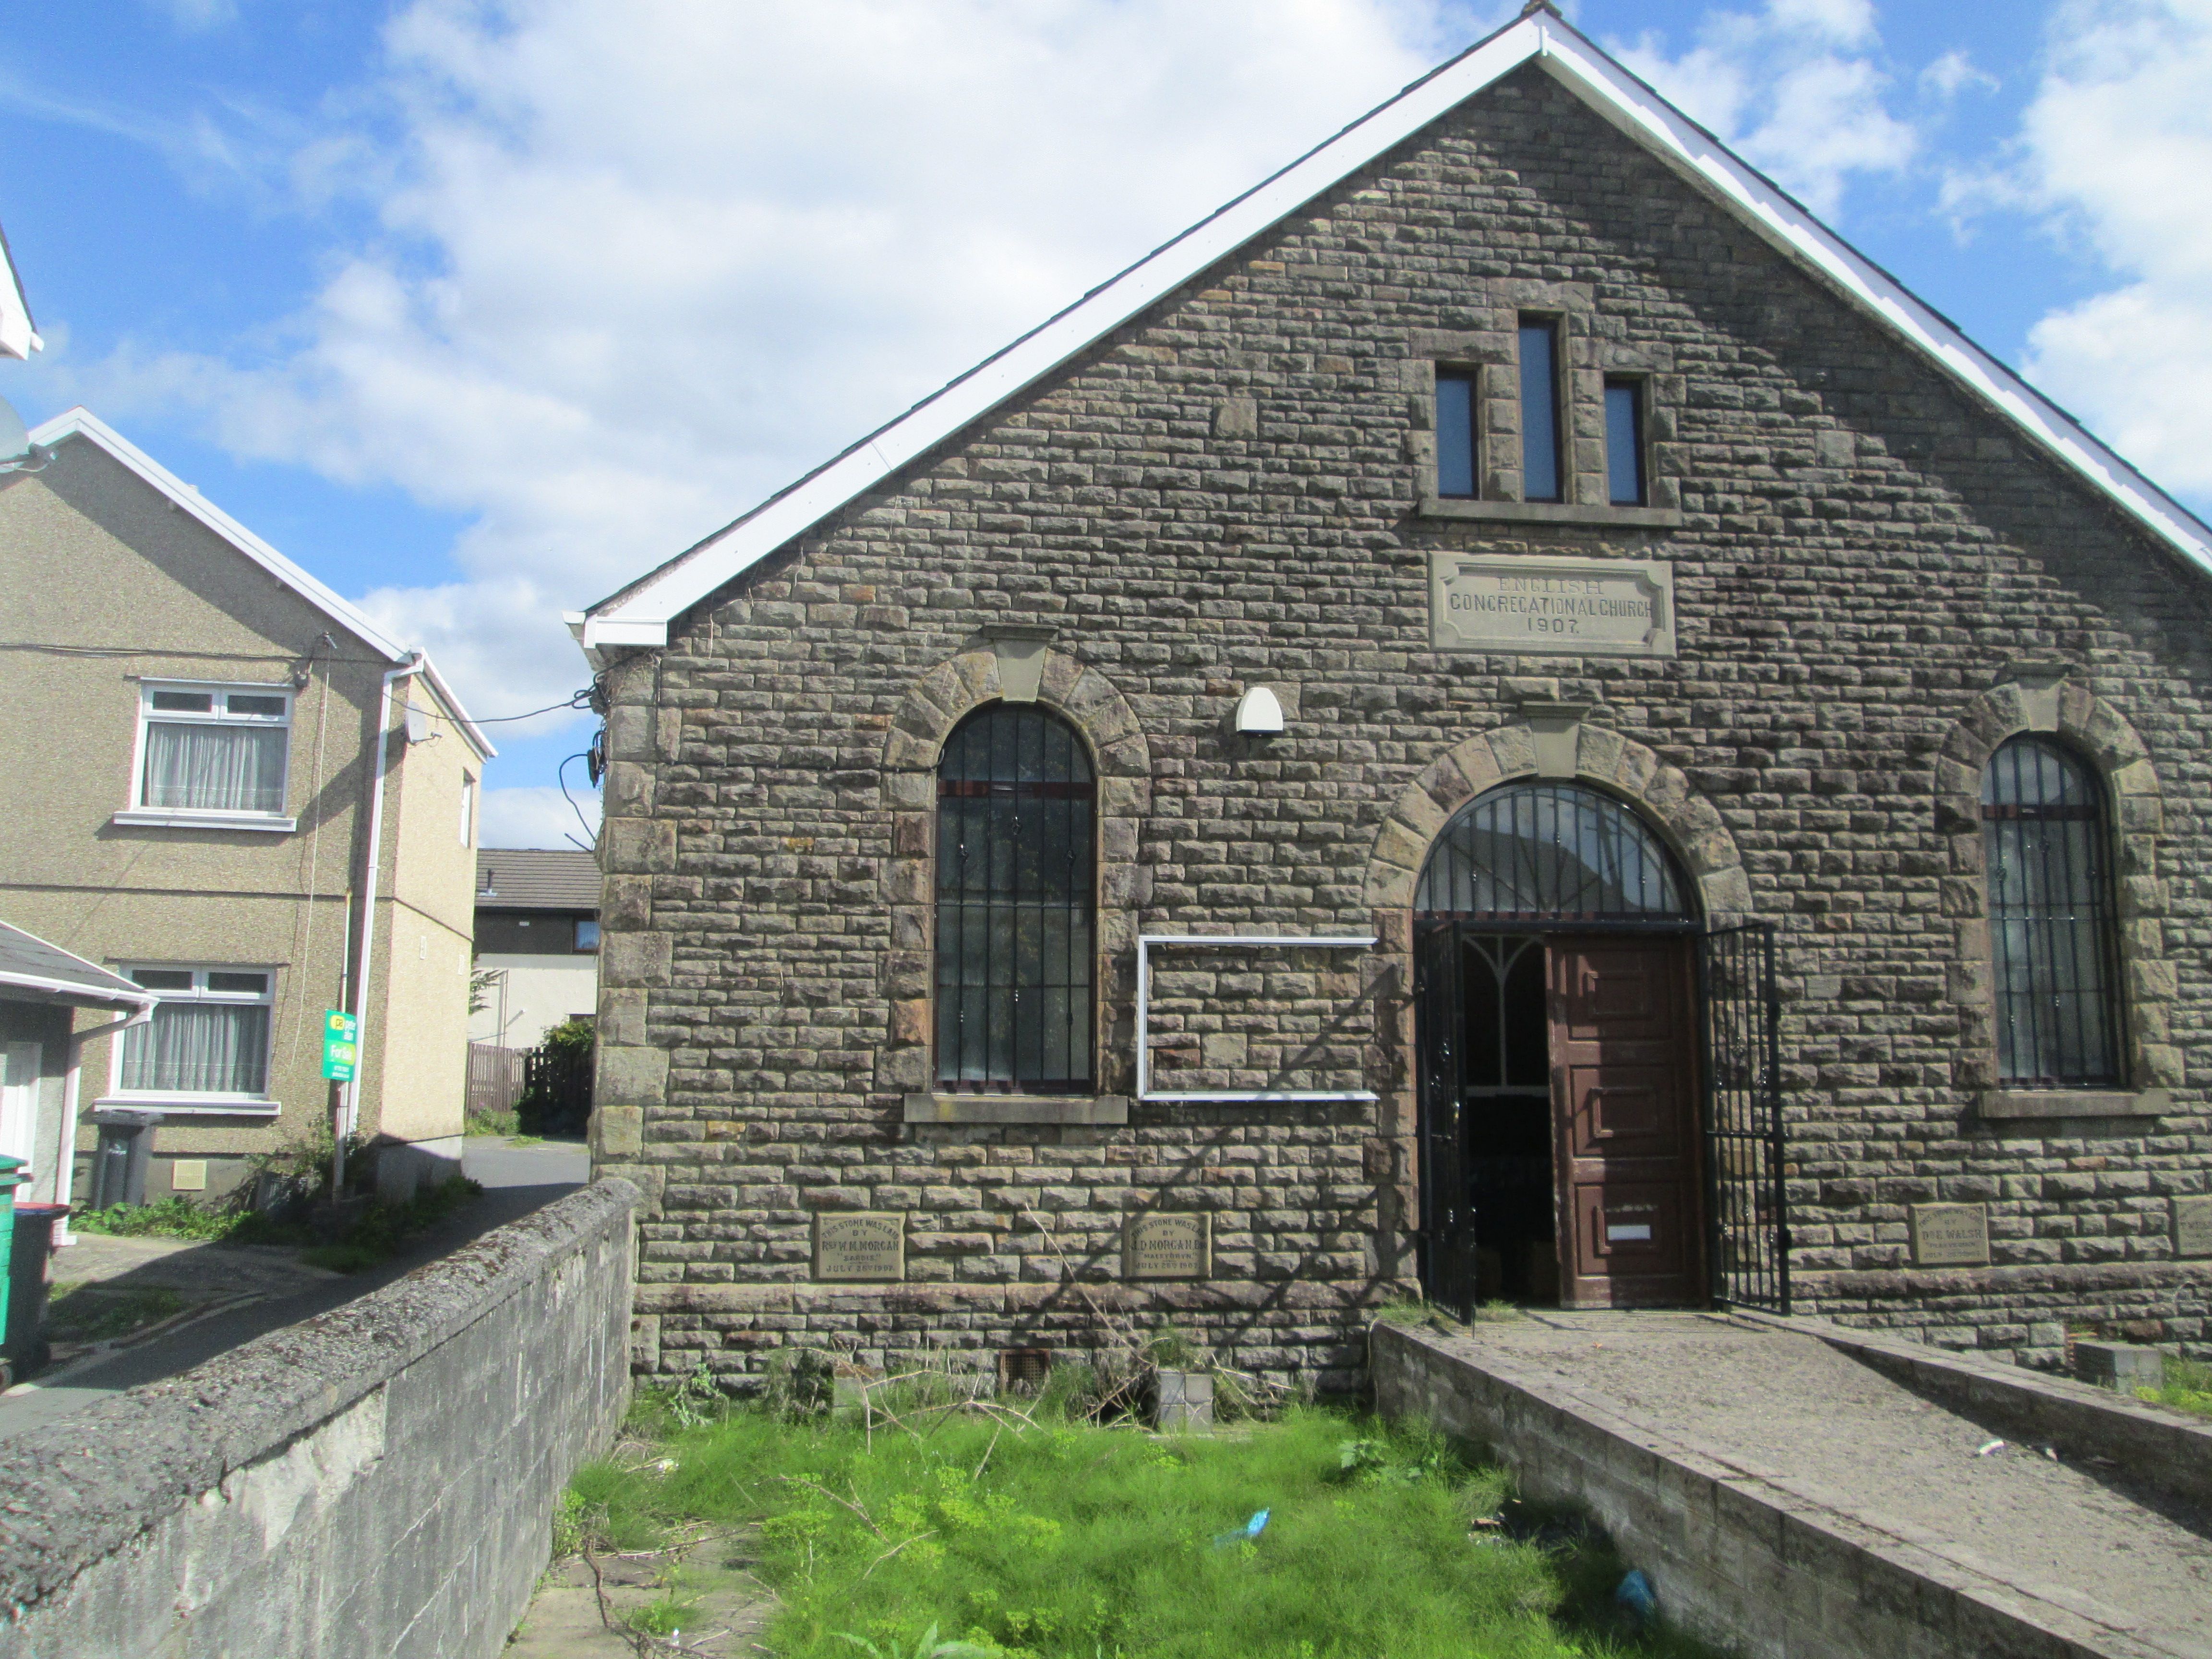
{"left": 0, "top": 1043, "right": 41, "bottom": 1175}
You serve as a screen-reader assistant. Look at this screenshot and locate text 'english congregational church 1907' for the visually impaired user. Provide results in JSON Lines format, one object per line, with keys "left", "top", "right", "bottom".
{"left": 569, "top": 5, "right": 2212, "bottom": 1391}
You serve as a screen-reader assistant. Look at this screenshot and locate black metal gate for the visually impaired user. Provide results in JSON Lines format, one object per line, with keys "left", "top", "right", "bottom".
{"left": 1414, "top": 922, "right": 1476, "bottom": 1318}
{"left": 1696, "top": 922, "right": 1790, "bottom": 1313}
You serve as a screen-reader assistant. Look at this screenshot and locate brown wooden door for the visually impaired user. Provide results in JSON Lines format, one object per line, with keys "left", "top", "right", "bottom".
{"left": 1549, "top": 937, "right": 1703, "bottom": 1307}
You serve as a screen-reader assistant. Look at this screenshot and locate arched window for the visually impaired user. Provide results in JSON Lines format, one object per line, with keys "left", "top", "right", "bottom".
{"left": 1984, "top": 736, "right": 2121, "bottom": 1086}
{"left": 936, "top": 706, "right": 1094, "bottom": 1091}
{"left": 1416, "top": 782, "right": 1692, "bottom": 920}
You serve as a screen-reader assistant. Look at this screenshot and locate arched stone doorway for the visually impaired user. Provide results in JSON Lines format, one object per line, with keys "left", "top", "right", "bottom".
{"left": 1413, "top": 781, "right": 1707, "bottom": 1314}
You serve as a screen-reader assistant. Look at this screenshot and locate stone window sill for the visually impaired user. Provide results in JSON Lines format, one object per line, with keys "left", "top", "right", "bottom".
{"left": 904, "top": 1093, "right": 1129, "bottom": 1126}
{"left": 1416, "top": 496, "right": 1683, "bottom": 530}
{"left": 1978, "top": 1087, "right": 2169, "bottom": 1120}
{"left": 93, "top": 1094, "right": 280, "bottom": 1118}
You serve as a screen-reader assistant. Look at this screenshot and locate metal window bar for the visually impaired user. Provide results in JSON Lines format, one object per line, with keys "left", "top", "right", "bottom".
{"left": 1697, "top": 921, "right": 1789, "bottom": 1314}
{"left": 1136, "top": 934, "right": 1378, "bottom": 1103}
{"left": 936, "top": 706, "right": 1094, "bottom": 1091}
{"left": 1414, "top": 782, "right": 1692, "bottom": 922}
{"left": 1982, "top": 736, "right": 2121, "bottom": 1087}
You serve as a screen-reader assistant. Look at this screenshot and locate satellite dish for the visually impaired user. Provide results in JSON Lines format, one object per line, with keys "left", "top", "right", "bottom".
{"left": 0, "top": 396, "right": 30, "bottom": 466}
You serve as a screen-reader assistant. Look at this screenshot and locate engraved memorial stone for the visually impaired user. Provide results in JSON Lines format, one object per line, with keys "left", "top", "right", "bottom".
{"left": 1123, "top": 1212, "right": 1211, "bottom": 1281}
{"left": 2174, "top": 1196, "right": 2212, "bottom": 1260}
{"left": 1430, "top": 553, "right": 1676, "bottom": 659}
{"left": 814, "top": 1211, "right": 906, "bottom": 1282}
{"left": 1910, "top": 1202, "right": 1990, "bottom": 1268}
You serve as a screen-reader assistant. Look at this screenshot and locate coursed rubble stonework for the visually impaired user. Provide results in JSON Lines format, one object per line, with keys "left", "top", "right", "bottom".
{"left": 593, "top": 64, "right": 2212, "bottom": 1387}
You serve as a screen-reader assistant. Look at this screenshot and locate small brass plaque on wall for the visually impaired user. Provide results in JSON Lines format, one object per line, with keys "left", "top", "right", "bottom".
{"left": 2173, "top": 1196, "right": 2212, "bottom": 1260}
{"left": 1909, "top": 1203, "right": 1990, "bottom": 1268}
{"left": 813, "top": 1212, "right": 906, "bottom": 1282}
{"left": 1123, "top": 1212, "right": 1211, "bottom": 1281}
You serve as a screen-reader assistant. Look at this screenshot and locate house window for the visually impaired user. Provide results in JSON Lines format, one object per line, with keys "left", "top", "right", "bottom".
{"left": 936, "top": 704, "right": 1094, "bottom": 1092}
{"left": 115, "top": 967, "right": 273, "bottom": 1099}
{"left": 575, "top": 918, "right": 601, "bottom": 953}
{"left": 1435, "top": 370, "right": 1478, "bottom": 499}
{"left": 1983, "top": 736, "right": 2122, "bottom": 1086}
{"left": 1518, "top": 319, "right": 1563, "bottom": 503}
{"left": 136, "top": 683, "right": 290, "bottom": 817}
{"left": 1605, "top": 379, "right": 1647, "bottom": 505}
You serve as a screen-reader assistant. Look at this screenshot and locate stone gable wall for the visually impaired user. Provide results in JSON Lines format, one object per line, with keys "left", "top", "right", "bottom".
{"left": 595, "top": 63, "right": 2212, "bottom": 1387}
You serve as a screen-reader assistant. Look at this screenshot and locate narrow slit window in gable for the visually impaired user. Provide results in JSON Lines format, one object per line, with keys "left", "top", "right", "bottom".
{"left": 1518, "top": 320, "right": 1563, "bottom": 503}
{"left": 1605, "top": 379, "right": 1647, "bottom": 506}
{"left": 1435, "top": 370, "right": 1477, "bottom": 498}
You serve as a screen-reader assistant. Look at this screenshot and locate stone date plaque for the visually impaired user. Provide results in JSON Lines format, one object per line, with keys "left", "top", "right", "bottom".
{"left": 2174, "top": 1196, "right": 2212, "bottom": 1260}
{"left": 813, "top": 1212, "right": 906, "bottom": 1282}
{"left": 1123, "top": 1212, "right": 1211, "bottom": 1282}
{"left": 1431, "top": 553, "right": 1675, "bottom": 660}
{"left": 1910, "top": 1203, "right": 1990, "bottom": 1268}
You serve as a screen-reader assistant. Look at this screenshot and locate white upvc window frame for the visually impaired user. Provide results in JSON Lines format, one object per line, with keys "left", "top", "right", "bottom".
{"left": 113, "top": 677, "right": 299, "bottom": 833}
{"left": 97, "top": 963, "right": 281, "bottom": 1116}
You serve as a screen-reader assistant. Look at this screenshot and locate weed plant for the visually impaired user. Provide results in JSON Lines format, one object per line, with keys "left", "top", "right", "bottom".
{"left": 568, "top": 1400, "right": 1716, "bottom": 1659}
{"left": 2139, "top": 1354, "right": 2212, "bottom": 1420}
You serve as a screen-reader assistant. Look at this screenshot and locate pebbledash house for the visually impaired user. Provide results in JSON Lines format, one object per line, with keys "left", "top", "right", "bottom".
{"left": 571, "top": 8, "right": 2212, "bottom": 1391}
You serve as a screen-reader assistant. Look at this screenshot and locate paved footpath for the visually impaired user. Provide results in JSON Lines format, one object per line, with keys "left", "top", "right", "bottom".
{"left": 1457, "top": 1312, "right": 2212, "bottom": 1658}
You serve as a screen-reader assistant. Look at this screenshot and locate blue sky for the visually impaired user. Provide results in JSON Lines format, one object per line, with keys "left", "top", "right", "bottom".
{"left": 4, "top": 0, "right": 2206, "bottom": 845}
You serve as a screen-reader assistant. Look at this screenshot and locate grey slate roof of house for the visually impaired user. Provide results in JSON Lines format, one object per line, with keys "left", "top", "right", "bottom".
{"left": 0, "top": 919, "right": 153, "bottom": 1010}
{"left": 474, "top": 849, "right": 601, "bottom": 913}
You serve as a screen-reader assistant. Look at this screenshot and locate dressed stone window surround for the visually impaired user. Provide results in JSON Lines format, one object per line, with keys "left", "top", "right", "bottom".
{"left": 1403, "top": 281, "right": 1684, "bottom": 528}
{"left": 881, "top": 642, "right": 1150, "bottom": 1127}
{"left": 1937, "top": 671, "right": 2175, "bottom": 1119}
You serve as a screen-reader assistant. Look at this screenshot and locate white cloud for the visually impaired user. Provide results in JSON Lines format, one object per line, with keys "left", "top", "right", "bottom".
{"left": 1611, "top": 0, "right": 1916, "bottom": 218}
{"left": 2007, "top": 0, "right": 2212, "bottom": 496}
{"left": 1920, "top": 49, "right": 1998, "bottom": 101}
{"left": 480, "top": 784, "right": 600, "bottom": 852}
{"left": 77, "top": 0, "right": 1501, "bottom": 745}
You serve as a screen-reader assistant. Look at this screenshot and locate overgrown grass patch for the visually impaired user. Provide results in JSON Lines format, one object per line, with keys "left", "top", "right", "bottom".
{"left": 566, "top": 1398, "right": 1715, "bottom": 1659}
{"left": 2139, "top": 1355, "right": 2212, "bottom": 1420}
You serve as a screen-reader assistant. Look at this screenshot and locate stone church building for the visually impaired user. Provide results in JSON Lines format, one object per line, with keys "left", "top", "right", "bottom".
{"left": 573, "top": 7, "right": 2210, "bottom": 1391}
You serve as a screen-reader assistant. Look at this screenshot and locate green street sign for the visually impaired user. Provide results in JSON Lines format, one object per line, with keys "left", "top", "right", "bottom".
{"left": 322, "top": 1010, "right": 360, "bottom": 1082}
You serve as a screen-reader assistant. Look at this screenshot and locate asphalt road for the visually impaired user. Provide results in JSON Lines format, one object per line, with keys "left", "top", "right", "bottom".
{"left": 0, "top": 1136, "right": 590, "bottom": 1442}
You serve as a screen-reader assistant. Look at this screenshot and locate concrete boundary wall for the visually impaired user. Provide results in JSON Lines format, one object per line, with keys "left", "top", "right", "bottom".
{"left": 0, "top": 1178, "right": 638, "bottom": 1659}
{"left": 1371, "top": 1321, "right": 2156, "bottom": 1659}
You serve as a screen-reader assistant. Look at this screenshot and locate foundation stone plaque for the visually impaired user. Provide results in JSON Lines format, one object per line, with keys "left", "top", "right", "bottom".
{"left": 2174, "top": 1196, "right": 2212, "bottom": 1260}
{"left": 1123, "top": 1212, "right": 1211, "bottom": 1281}
{"left": 813, "top": 1212, "right": 906, "bottom": 1282}
{"left": 1431, "top": 553, "right": 1675, "bottom": 659}
{"left": 1909, "top": 1203, "right": 1990, "bottom": 1268}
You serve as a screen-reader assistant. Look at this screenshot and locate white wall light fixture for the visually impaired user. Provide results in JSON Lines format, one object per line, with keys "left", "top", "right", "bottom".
{"left": 1234, "top": 686, "right": 1285, "bottom": 734}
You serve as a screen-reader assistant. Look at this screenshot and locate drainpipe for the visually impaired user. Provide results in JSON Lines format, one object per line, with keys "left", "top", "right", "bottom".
{"left": 340, "top": 652, "right": 425, "bottom": 1190}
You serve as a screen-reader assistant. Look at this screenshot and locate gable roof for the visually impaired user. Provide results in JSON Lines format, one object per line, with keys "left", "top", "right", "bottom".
{"left": 474, "top": 848, "right": 600, "bottom": 911}
{"left": 0, "top": 217, "right": 37, "bottom": 361}
{"left": 27, "top": 407, "right": 495, "bottom": 758}
{"left": 576, "top": 8, "right": 2212, "bottom": 656}
{"left": 0, "top": 919, "right": 152, "bottom": 1012}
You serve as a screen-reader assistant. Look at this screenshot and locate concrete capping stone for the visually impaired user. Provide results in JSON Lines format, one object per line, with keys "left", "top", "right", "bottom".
{"left": 903, "top": 1093, "right": 1130, "bottom": 1126}
{"left": 0, "top": 1179, "right": 639, "bottom": 1616}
